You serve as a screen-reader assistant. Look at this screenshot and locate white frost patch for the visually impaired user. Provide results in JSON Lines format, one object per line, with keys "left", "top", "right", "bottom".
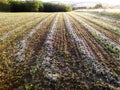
{"left": 71, "top": 14, "right": 120, "bottom": 51}
{"left": 75, "top": 9, "right": 120, "bottom": 13}
{"left": 42, "top": 14, "right": 60, "bottom": 81}
{"left": 82, "top": 12, "right": 120, "bottom": 24}
{"left": 46, "top": 73, "right": 59, "bottom": 81}
{"left": 0, "top": 16, "right": 43, "bottom": 41}
{"left": 76, "top": 13, "right": 120, "bottom": 33}
{"left": 16, "top": 14, "right": 54, "bottom": 62}
{"left": 64, "top": 14, "right": 119, "bottom": 85}
{"left": 0, "top": 21, "right": 33, "bottom": 40}
{"left": 64, "top": 14, "right": 95, "bottom": 59}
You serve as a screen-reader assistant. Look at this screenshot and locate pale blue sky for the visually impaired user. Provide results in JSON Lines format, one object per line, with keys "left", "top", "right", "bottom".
{"left": 41, "top": 0, "right": 120, "bottom": 6}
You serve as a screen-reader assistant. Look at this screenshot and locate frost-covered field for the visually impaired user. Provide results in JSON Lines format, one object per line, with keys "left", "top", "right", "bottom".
{"left": 75, "top": 9, "right": 120, "bottom": 13}
{"left": 0, "top": 12, "right": 120, "bottom": 90}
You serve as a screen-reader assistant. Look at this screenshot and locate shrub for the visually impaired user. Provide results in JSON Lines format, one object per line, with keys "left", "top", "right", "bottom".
{"left": 9, "top": 1, "right": 42, "bottom": 12}
{"left": 9, "top": 1, "right": 25, "bottom": 12}
{"left": 43, "top": 3, "right": 72, "bottom": 12}
{"left": 24, "top": 1, "right": 40, "bottom": 12}
{"left": 38, "top": 2, "right": 44, "bottom": 12}
{"left": 0, "top": 0, "right": 10, "bottom": 11}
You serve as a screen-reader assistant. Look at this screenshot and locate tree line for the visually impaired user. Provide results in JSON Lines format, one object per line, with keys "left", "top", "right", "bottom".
{"left": 73, "top": 3, "right": 105, "bottom": 10}
{"left": 0, "top": 0, "right": 72, "bottom": 12}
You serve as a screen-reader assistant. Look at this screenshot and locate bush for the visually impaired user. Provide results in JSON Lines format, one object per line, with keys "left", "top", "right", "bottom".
{"left": 94, "top": 3, "right": 104, "bottom": 9}
{"left": 24, "top": 1, "right": 40, "bottom": 12}
{"left": 0, "top": 0, "right": 10, "bottom": 11}
{"left": 43, "top": 3, "right": 72, "bottom": 12}
{"left": 9, "top": 1, "right": 25, "bottom": 12}
{"left": 38, "top": 2, "right": 44, "bottom": 12}
{"left": 9, "top": 1, "right": 41, "bottom": 12}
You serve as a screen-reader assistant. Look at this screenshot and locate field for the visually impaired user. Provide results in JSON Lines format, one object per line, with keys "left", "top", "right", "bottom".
{"left": 0, "top": 12, "right": 120, "bottom": 90}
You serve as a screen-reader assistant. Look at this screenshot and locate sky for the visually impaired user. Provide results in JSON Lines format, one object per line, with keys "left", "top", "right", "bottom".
{"left": 41, "top": 0, "right": 120, "bottom": 6}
